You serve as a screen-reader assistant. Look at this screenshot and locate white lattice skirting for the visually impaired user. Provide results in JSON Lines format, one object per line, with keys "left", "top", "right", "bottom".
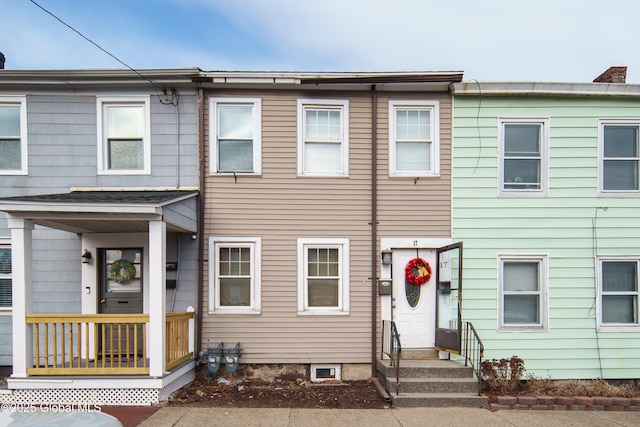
{"left": 0, "top": 366, "right": 195, "bottom": 406}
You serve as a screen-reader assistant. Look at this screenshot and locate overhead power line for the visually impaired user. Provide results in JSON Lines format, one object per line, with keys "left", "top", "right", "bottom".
{"left": 29, "top": 0, "right": 175, "bottom": 102}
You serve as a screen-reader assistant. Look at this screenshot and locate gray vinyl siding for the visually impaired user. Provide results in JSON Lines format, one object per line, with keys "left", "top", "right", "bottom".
{"left": 0, "top": 89, "right": 200, "bottom": 366}
{"left": 201, "top": 90, "right": 452, "bottom": 364}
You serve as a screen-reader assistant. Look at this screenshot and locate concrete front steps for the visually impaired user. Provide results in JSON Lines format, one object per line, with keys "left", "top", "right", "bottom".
{"left": 377, "top": 358, "right": 488, "bottom": 408}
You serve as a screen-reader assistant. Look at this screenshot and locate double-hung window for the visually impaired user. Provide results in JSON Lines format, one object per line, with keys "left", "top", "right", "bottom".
{"left": 499, "top": 118, "right": 549, "bottom": 197}
{"left": 600, "top": 120, "right": 640, "bottom": 194}
{"left": 210, "top": 98, "right": 262, "bottom": 174}
{"left": 97, "top": 97, "right": 151, "bottom": 174}
{"left": 498, "top": 255, "right": 548, "bottom": 331}
{"left": 0, "top": 241, "right": 11, "bottom": 310}
{"left": 389, "top": 100, "right": 440, "bottom": 176}
{"left": 297, "top": 238, "right": 350, "bottom": 315}
{"left": 0, "top": 97, "right": 28, "bottom": 175}
{"left": 598, "top": 258, "right": 639, "bottom": 329}
{"left": 297, "top": 99, "right": 349, "bottom": 176}
{"left": 209, "top": 237, "right": 261, "bottom": 314}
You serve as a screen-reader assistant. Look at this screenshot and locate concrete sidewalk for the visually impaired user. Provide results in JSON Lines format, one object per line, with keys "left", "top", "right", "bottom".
{"left": 138, "top": 406, "right": 640, "bottom": 427}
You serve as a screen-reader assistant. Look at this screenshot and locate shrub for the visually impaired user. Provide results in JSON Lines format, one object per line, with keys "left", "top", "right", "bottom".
{"left": 481, "top": 356, "right": 525, "bottom": 394}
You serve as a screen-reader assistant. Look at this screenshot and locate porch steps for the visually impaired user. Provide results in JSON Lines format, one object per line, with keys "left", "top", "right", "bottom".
{"left": 377, "top": 359, "right": 488, "bottom": 408}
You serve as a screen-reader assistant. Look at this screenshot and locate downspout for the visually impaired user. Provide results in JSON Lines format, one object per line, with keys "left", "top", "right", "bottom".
{"left": 369, "top": 85, "right": 386, "bottom": 394}
{"left": 195, "top": 87, "right": 205, "bottom": 356}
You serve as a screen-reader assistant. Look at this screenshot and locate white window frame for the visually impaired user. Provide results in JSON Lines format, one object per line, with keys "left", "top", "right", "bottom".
{"left": 210, "top": 97, "right": 262, "bottom": 175}
{"left": 0, "top": 237, "right": 11, "bottom": 312}
{"left": 389, "top": 100, "right": 440, "bottom": 177}
{"left": 498, "top": 118, "right": 549, "bottom": 198}
{"left": 208, "top": 236, "right": 261, "bottom": 314}
{"left": 297, "top": 99, "right": 349, "bottom": 177}
{"left": 498, "top": 254, "right": 548, "bottom": 331}
{"left": 597, "top": 256, "right": 640, "bottom": 331}
{"left": 96, "top": 96, "right": 151, "bottom": 175}
{"left": 0, "top": 96, "right": 28, "bottom": 175}
{"left": 297, "top": 238, "right": 350, "bottom": 315}
{"left": 598, "top": 119, "right": 640, "bottom": 196}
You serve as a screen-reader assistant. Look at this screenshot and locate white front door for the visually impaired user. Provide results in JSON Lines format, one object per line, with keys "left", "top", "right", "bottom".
{"left": 392, "top": 248, "right": 436, "bottom": 349}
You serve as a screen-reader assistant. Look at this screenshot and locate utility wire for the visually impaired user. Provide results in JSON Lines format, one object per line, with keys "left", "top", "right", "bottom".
{"left": 29, "top": 0, "right": 170, "bottom": 100}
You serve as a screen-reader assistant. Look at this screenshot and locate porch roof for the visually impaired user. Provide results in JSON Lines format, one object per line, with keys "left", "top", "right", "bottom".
{"left": 0, "top": 190, "right": 198, "bottom": 233}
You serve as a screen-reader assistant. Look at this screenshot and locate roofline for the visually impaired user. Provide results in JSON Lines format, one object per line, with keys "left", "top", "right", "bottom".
{"left": 0, "top": 68, "right": 203, "bottom": 88}
{"left": 453, "top": 81, "right": 640, "bottom": 97}
{"left": 193, "top": 70, "right": 464, "bottom": 91}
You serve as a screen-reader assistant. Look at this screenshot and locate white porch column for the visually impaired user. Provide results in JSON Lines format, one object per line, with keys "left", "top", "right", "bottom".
{"left": 149, "top": 220, "right": 166, "bottom": 377}
{"left": 9, "top": 218, "right": 34, "bottom": 378}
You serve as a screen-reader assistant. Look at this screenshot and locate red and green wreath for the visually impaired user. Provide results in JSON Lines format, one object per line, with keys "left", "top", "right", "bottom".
{"left": 109, "top": 259, "right": 137, "bottom": 284}
{"left": 405, "top": 257, "right": 432, "bottom": 286}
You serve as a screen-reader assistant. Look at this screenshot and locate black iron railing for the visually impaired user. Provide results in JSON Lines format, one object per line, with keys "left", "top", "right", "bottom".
{"left": 463, "top": 321, "right": 484, "bottom": 394}
{"left": 382, "top": 319, "right": 401, "bottom": 395}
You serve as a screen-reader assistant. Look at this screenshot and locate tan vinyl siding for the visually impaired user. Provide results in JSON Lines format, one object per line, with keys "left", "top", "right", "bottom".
{"left": 202, "top": 89, "right": 452, "bottom": 364}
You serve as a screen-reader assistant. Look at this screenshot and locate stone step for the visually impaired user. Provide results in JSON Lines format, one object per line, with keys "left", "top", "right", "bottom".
{"left": 383, "top": 376, "right": 480, "bottom": 394}
{"left": 390, "top": 392, "right": 488, "bottom": 408}
{"left": 400, "top": 349, "right": 439, "bottom": 360}
{"left": 377, "top": 359, "right": 475, "bottom": 379}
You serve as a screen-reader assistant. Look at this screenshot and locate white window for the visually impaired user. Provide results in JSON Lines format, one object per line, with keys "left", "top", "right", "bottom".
{"left": 297, "top": 238, "right": 349, "bottom": 315}
{"left": 499, "top": 118, "right": 549, "bottom": 197}
{"left": 208, "top": 237, "right": 261, "bottom": 314}
{"left": 599, "top": 120, "right": 640, "bottom": 194}
{"left": 297, "top": 99, "right": 349, "bottom": 176}
{"left": 389, "top": 100, "right": 440, "bottom": 176}
{"left": 498, "top": 255, "right": 548, "bottom": 331}
{"left": 0, "top": 96, "right": 28, "bottom": 175}
{"left": 598, "top": 258, "right": 639, "bottom": 330}
{"left": 97, "top": 96, "right": 151, "bottom": 174}
{"left": 210, "top": 98, "right": 262, "bottom": 174}
{"left": 0, "top": 240, "right": 11, "bottom": 310}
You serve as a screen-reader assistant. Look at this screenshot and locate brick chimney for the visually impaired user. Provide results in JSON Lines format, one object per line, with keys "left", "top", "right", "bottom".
{"left": 593, "top": 66, "right": 627, "bottom": 83}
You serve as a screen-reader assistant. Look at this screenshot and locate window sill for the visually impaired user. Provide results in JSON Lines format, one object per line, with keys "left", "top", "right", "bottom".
{"left": 0, "top": 310, "right": 13, "bottom": 316}
{"left": 297, "top": 310, "right": 349, "bottom": 316}
{"left": 98, "top": 170, "right": 151, "bottom": 176}
{"left": 498, "top": 326, "right": 548, "bottom": 332}
{"left": 209, "top": 309, "right": 261, "bottom": 315}
{"left": 597, "top": 325, "right": 640, "bottom": 332}
{"left": 389, "top": 172, "right": 440, "bottom": 178}
{"left": 598, "top": 191, "right": 640, "bottom": 197}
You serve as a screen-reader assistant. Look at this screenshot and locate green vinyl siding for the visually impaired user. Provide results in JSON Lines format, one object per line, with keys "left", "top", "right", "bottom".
{"left": 453, "top": 95, "right": 640, "bottom": 380}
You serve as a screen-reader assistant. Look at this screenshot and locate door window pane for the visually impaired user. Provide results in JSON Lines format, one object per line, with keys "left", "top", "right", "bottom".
{"left": 0, "top": 247, "right": 11, "bottom": 308}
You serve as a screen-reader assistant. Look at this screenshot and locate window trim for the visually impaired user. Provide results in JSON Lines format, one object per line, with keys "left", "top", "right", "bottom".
{"left": 0, "top": 96, "right": 28, "bottom": 175}
{"left": 297, "top": 237, "right": 350, "bottom": 315}
{"left": 497, "top": 254, "right": 548, "bottom": 332}
{"left": 597, "top": 256, "right": 640, "bottom": 331}
{"left": 388, "top": 100, "right": 440, "bottom": 177}
{"left": 208, "top": 236, "right": 262, "bottom": 315}
{"left": 209, "top": 97, "right": 262, "bottom": 175}
{"left": 297, "top": 99, "right": 349, "bottom": 177}
{"left": 96, "top": 96, "right": 151, "bottom": 175}
{"left": 0, "top": 237, "right": 11, "bottom": 312}
{"left": 498, "top": 118, "right": 549, "bottom": 198}
{"left": 598, "top": 119, "right": 640, "bottom": 196}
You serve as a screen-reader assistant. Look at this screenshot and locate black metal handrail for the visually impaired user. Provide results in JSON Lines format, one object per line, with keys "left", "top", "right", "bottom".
{"left": 382, "top": 319, "right": 402, "bottom": 395}
{"left": 463, "top": 321, "right": 484, "bottom": 395}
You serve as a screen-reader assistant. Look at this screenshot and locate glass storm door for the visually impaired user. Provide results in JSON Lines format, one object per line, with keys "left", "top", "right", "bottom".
{"left": 435, "top": 242, "right": 463, "bottom": 354}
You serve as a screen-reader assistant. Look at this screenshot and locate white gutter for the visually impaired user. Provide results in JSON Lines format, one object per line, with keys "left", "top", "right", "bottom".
{"left": 453, "top": 81, "right": 640, "bottom": 97}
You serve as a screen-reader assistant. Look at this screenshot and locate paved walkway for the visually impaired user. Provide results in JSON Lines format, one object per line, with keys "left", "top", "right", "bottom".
{"left": 138, "top": 406, "right": 640, "bottom": 427}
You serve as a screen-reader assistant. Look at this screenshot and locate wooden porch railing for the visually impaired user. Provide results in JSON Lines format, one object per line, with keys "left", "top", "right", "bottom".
{"left": 166, "top": 311, "right": 194, "bottom": 370}
{"left": 25, "top": 311, "right": 194, "bottom": 376}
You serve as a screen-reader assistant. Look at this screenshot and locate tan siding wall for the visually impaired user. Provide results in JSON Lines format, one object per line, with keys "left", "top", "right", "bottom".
{"left": 202, "top": 89, "right": 452, "bottom": 364}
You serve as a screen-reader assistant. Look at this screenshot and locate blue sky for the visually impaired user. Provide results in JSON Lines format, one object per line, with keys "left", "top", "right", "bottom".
{"left": 2, "top": 0, "right": 640, "bottom": 83}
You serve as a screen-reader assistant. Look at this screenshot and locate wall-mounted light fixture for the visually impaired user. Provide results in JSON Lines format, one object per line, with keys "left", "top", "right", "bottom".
{"left": 81, "top": 249, "right": 92, "bottom": 264}
{"left": 381, "top": 249, "right": 393, "bottom": 265}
